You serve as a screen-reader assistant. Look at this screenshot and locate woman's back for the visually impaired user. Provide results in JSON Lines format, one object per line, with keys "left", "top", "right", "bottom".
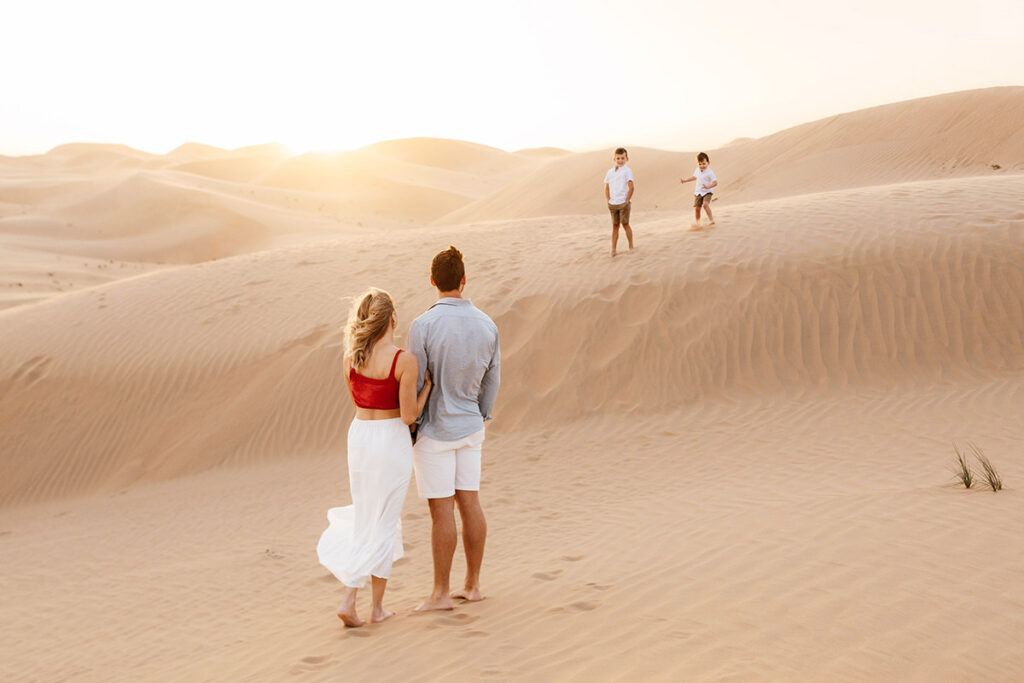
{"left": 349, "top": 343, "right": 403, "bottom": 411}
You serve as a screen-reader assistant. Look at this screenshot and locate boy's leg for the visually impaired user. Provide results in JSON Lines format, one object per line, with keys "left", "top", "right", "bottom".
{"left": 621, "top": 202, "right": 633, "bottom": 249}
{"left": 703, "top": 201, "right": 714, "bottom": 224}
{"left": 611, "top": 223, "right": 620, "bottom": 256}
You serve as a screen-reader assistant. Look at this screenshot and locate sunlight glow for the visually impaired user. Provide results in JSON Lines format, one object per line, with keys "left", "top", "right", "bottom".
{"left": 3, "top": 0, "right": 1022, "bottom": 155}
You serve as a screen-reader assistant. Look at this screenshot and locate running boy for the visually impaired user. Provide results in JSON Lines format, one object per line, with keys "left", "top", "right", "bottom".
{"left": 680, "top": 152, "right": 717, "bottom": 226}
{"left": 603, "top": 147, "right": 634, "bottom": 257}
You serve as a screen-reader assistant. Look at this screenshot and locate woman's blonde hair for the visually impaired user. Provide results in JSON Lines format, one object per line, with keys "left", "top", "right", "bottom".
{"left": 346, "top": 288, "right": 395, "bottom": 370}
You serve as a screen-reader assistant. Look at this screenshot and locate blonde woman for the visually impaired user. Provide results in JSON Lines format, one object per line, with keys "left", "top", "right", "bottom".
{"left": 317, "top": 289, "right": 432, "bottom": 627}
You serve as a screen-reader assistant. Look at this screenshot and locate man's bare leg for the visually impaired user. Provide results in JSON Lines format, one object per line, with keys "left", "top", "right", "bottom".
{"left": 370, "top": 576, "right": 394, "bottom": 623}
{"left": 611, "top": 224, "right": 620, "bottom": 257}
{"left": 337, "top": 586, "right": 364, "bottom": 627}
{"left": 414, "top": 496, "right": 456, "bottom": 612}
{"left": 451, "top": 489, "right": 486, "bottom": 601}
{"left": 622, "top": 223, "right": 634, "bottom": 251}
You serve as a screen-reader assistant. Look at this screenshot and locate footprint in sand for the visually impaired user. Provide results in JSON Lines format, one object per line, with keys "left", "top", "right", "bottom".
{"left": 560, "top": 555, "right": 584, "bottom": 562}
{"left": 460, "top": 630, "right": 489, "bottom": 638}
{"left": 442, "top": 613, "right": 479, "bottom": 625}
{"left": 532, "top": 570, "right": 563, "bottom": 581}
{"left": 290, "top": 653, "right": 333, "bottom": 675}
{"left": 346, "top": 630, "right": 372, "bottom": 638}
{"left": 547, "top": 600, "right": 601, "bottom": 614}
{"left": 10, "top": 355, "right": 52, "bottom": 388}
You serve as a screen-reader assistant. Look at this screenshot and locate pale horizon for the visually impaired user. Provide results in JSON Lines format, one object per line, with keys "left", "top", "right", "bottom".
{"left": 4, "top": 0, "right": 1023, "bottom": 157}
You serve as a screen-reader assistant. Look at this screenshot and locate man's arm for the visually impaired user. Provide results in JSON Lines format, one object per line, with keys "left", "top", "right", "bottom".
{"left": 408, "top": 320, "right": 428, "bottom": 392}
{"left": 478, "top": 331, "right": 500, "bottom": 421}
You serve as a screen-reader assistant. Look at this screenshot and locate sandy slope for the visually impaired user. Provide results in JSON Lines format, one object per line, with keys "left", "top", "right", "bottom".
{"left": 1, "top": 89, "right": 1024, "bottom": 681}
{"left": 0, "top": 138, "right": 557, "bottom": 308}
{"left": 2, "top": 172, "right": 1021, "bottom": 504}
{"left": 443, "top": 87, "right": 1024, "bottom": 222}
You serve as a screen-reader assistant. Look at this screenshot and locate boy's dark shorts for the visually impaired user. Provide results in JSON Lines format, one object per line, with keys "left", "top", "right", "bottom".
{"left": 694, "top": 193, "right": 713, "bottom": 208}
{"left": 608, "top": 201, "right": 631, "bottom": 225}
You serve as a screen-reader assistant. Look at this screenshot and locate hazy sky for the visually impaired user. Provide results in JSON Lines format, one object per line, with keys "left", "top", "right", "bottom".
{"left": 3, "top": 0, "right": 1022, "bottom": 156}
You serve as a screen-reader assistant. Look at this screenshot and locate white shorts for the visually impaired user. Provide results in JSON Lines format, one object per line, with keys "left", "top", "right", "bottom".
{"left": 413, "top": 428, "right": 485, "bottom": 499}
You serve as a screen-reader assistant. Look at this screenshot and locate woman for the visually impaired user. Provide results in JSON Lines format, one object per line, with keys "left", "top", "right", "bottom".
{"left": 317, "top": 288, "right": 432, "bottom": 626}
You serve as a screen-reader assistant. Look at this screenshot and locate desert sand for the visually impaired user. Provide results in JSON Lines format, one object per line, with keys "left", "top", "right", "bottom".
{"left": 1, "top": 87, "right": 1023, "bottom": 681}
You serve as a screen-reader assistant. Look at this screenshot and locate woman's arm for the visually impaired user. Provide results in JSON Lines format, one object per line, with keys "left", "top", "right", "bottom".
{"left": 342, "top": 355, "right": 355, "bottom": 408}
{"left": 397, "top": 353, "right": 431, "bottom": 425}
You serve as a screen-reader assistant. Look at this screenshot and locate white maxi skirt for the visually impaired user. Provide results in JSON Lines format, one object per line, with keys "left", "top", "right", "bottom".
{"left": 317, "top": 418, "right": 413, "bottom": 588}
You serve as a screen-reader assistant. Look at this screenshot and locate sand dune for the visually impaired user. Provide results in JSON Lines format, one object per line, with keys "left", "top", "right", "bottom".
{"left": 0, "top": 137, "right": 558, "bottom": 307}
{"left": 1, "top": 172, "right": 1021, "bottom": 504}
{"left": 2, "top": 88, "right": 1024, "bottom": 680}
{"left": 443, "top": 87, "right": 1024, "bottom": 223}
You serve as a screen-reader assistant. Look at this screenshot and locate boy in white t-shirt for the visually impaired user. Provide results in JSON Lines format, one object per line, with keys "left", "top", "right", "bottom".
{"left": 680, "top": 152, "right": 717, "bottom": 226}
{"left": 603, "top": 147, "right": 635, "bottom": 257}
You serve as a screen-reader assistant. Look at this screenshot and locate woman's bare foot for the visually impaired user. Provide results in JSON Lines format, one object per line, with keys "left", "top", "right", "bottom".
{"left": 370, "top": 607, "right": 395, "bottom": 623}
{"left": 337, "top": 602, "right": 364, "bottom": 627}
{"left": 450, "top": 586, "right": 485, "bottom": 602}
{"left": 413, "top": 594, "right": 454, "bottom": 612}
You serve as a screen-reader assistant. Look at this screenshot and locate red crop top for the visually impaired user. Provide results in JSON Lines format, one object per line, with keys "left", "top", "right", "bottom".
{"left": 349, "top": 350, "right": 402, "bottom": 410}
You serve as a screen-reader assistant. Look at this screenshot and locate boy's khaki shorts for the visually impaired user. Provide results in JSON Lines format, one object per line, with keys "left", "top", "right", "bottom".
{"left": 608, "top": 201, "right": 631, "bottom": 225}
{"left": 694, "top": 193, "right": 713, "bottom": 208}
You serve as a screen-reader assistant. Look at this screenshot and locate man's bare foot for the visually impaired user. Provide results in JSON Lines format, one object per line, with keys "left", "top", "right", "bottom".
{"left": 451, "top": 587, "right": 485, "bottom": 602}
{"left": 337, "top": 603, "right": 364, "bottom": 627}
{"left": 413, "top": 595, "right": 454, "bottom": 612}
{"left": 370, "top": 607, "right": 395, "bottom": 623}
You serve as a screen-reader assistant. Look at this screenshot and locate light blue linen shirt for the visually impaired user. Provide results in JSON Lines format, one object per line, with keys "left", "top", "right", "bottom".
{"left": 408, "top": 297, "right": 500, "bottom": 442}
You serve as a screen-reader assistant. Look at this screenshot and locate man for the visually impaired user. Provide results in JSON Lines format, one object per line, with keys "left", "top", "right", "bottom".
{"left": 408, "top": 245, "right": 500, "bottom": 611}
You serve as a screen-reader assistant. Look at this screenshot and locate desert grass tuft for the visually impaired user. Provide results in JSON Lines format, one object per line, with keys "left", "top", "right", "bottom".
{"left": 969, "top": 441, "right": 1003, "bottom": 492}
{"left": 952, "top": 440, "right": 974, "bottom": 489}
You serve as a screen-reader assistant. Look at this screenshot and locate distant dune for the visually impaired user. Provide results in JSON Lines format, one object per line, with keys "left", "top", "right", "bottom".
{"left": 443, "top": 87, "right": 1024, "bottom": 223}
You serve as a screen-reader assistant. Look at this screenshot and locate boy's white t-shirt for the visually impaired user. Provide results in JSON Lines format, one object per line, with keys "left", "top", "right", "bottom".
{"left": 694, "top": 167, "right": 717, "bottom": 196}
{"left": 604, "top": 166, "right": 634, "bottom": 204}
